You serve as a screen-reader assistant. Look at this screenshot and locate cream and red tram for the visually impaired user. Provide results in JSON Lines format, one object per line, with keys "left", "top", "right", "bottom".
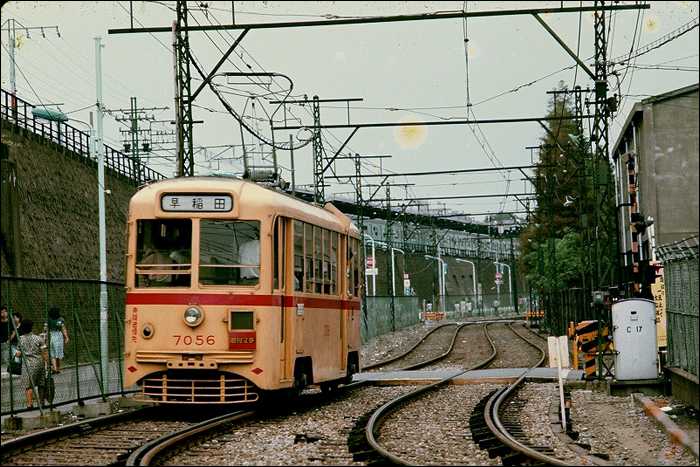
{"left": 124, "top": 176, "right": 362, "bottom": 403}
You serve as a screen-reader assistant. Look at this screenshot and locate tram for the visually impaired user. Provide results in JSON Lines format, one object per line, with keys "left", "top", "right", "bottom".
{"left": 123, "top": 176, "right": 362, "bottom": 403}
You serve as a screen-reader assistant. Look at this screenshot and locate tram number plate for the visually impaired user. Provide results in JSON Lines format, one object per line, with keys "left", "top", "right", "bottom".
{"left": 229, "top": 331, "right": 256, "bottom": 350}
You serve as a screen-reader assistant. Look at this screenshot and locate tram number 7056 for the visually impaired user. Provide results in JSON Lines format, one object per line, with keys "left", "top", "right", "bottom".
{"left": 173, "top": 335, "right": 216, "bottom": 346}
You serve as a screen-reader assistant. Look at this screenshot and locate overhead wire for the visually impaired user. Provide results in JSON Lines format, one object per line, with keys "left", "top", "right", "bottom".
{"left": 183, "top": 8, "right": 311, "bottom": 154}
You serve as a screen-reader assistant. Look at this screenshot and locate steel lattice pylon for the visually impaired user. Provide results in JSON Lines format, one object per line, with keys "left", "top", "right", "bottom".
{"left": 312, "top": 96, "right": 324, "bottom": 204}
{"left": 175, "top": 0, "right": 195, "bottom": 177}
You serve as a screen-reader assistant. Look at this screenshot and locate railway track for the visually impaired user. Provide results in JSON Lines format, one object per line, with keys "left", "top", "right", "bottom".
{"left": 0, "top": 406, "right": 203, "bottom": 466}
{"left": 0, "top": 381, "right": 378, "bottom": 466}
{"left": 361, "top": 322, "right": 461, "bottom": 372}
{"left": 124, "top": 409, "right": 255, "bottom": 466}
{"left": 358, "top": 321, "right": 610, "bottom": 466}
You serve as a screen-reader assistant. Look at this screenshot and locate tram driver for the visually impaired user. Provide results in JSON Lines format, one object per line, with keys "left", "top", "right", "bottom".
{"left": 139, "top": 237, "right": 175, "bottom": 286}
{"left": 238, "top": 238, "right": 260, "bottom": 285}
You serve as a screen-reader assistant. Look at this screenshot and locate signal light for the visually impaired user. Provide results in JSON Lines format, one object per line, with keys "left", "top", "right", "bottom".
{"left": 645, "top": 262, "right": 663, "bottom": 285}
{"left": 637, "top": 260, "right": 663, "bottom": 287}
{"left": 631, "top": 212, "right": 654, "bottom": 235}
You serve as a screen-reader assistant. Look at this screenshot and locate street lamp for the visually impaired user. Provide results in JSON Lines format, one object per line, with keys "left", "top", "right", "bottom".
{"left": 425, "top": 254, "right": 446, "bottom": 312}
{"left": 494, "top": 261, "right": 512, "bottom": 309}
{"left": 363, "top": 234, "right": 376, "bottom": 296}
{"left": 32, "top": 107, "right": 109, "bottom": 389}
{"left": 391, "top": 247, "right": 405, "bottom": 296}
{"left": 377, "top": 241, "right": 404, "bottom": 296}
{"left": 455, "top": 258, "right": 477, "bottom": 309}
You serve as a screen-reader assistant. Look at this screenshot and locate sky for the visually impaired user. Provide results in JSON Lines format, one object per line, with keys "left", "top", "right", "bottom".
{"left": 1, "top": 1, "right": 698, "bottom": 223}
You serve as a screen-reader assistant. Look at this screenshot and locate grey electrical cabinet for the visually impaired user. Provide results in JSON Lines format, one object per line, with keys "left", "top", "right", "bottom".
{"left": 612, "top": 299, "right": 659, "bottom": 381}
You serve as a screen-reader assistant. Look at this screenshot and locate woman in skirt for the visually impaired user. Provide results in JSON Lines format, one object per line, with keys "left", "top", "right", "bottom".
{"left": 16, "top": 319, "right": 48, "bottom": 408}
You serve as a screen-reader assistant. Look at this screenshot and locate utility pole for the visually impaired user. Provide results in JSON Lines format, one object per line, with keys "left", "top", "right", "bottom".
{"left": 276, "top": 96, "right": 363, "bottom": 204}
{"left": 2, "top": 19, "right": 59, "bottom": 112}
{"left": 94, "top": 36, "right": 109, "bottom": 395}
{"left": 385, "top": 184, "right": 395, "bottom": 331}
{"left": 353, "top": 153, "right": 368, "bottom": 336}
{"left": 113, "top": 97, "right": 168, "bottom": 179}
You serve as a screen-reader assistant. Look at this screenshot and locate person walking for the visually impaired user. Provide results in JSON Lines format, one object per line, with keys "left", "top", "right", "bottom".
{"left": 8, "top": 312, "right": 23, "bottom": 376}
{"left": 1, "top": 306, "right": 9, "bottom": 374}
{"left": 44, "top": 307, "right": 69, "bottom": 374}
{"left": 16, "top": 319, "right": 49, "bottom": 409}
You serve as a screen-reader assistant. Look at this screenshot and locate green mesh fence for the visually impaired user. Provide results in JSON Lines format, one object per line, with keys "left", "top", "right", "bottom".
{"left": 361, "top": 296, "right": 421, "bottom": 343}
{"left": 1, "top": 277, "right": 128, "bottom": 415}
{"left": 657, "top": 235, "right": 699, "bottom": 378}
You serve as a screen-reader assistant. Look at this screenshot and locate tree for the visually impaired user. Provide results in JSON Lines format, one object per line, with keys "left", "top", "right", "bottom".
{"left": 517, "top": 82, "right": 595, "bottom": 314}
{"left": 518, "top": 81, "right": 584, "bottom": 258}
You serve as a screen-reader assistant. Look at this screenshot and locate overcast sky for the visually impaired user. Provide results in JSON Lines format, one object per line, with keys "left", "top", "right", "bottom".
{"left": 2, "top": 1, "right": 698, "bottom": 221}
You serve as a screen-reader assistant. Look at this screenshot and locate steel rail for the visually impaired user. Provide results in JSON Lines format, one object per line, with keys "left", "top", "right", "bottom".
{"left": 364, "top": 322, "right": 498, "bottom": 465}
{"left": 362, "top": 317, "right": 520, "bottom": 371}
{"left": 126, "top": 409, "right": 255, "bottom": 466}
{"left": 399, "top": 323, "right": 470, "bottom": 371}
{"left": 361, "top": 322, "right": 456, "bottom": 371}
{"left": 0, "top": 406, "right": 160, "bottom": 460}
{"left": 126, "top": 380, "right": 369, "bottom": 465}
{"left": 480, "top": 322, "right": 607, "bottom": 465}
{"left": 481, "top": 322, "right": 571, "bottom": 465}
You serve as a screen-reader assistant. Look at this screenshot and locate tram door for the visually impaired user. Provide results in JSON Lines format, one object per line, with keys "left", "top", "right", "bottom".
{"left": 275, "top": 217, "right": 293, "bottom": 381}
{"left": 293, "top": 220, "right": 305, "bottom": 358}
{"left": 343, "top": 237, "right": 359, "bottom": 369}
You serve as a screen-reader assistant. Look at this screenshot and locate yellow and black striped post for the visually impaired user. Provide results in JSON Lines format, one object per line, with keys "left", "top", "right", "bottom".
{"left": 574, "top": 320, "right": 610, "bottom": 379}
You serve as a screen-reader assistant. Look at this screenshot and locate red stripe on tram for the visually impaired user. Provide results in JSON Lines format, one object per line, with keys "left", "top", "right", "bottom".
{"left": 126, "top": 293, "right": 360, "bottom": 311}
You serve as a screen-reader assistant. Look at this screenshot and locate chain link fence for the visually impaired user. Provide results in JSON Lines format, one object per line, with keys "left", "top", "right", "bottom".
{"left": 1, "top": 277, "right": 129, "bottom": 415}
{"left": 657, "top": 235, "right": 699, "bottom": 378}
{"left": 362, "top": 296, "right": 421, "bottom": 343}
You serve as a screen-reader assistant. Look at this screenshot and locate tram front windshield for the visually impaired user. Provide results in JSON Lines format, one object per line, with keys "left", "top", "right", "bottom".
{"left": 134, "top": 219, "right": 261, "bottom": 288}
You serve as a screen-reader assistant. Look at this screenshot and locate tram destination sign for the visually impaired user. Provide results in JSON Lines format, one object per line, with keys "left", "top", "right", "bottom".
{"left": 161, "top": 193, "right": 233, "bottom": 212}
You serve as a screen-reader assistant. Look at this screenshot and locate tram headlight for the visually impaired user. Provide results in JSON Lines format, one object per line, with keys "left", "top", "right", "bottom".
{"left": 184, "top": 306, "right": 204, "bottom": 327}
{"left": 142, "top": 324, "right": 154, "bottom": 339}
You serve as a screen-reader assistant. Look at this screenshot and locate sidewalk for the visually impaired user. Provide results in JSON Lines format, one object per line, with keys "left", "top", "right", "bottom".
{"left": 2, "top": 359, "right": 132, "bottom": 418}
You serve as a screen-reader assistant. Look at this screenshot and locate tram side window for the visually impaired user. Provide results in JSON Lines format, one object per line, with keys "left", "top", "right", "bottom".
{"left": 292, "top": 221, "right": 340, "bottom": 295}
{"left": 294, "top": 220, "right": 304, "bottom": 291}
{"left": 135, "top": 219, "right": 192, "bottom": 288}
{"left": 346, "top": 236, "right": 354, "bottom": 297}
{"left": 273, "top": 217, "right": 286, "bottom": 291}
{"left": 199, "top": 220, "right": 260, "bottom": 286}
{"left": 305, "top": 223, "right": 313, "bottom": 293}
{"left": 314, "top": 226, "right": 322, "bottom": 294}
{"left": 351, "top": 238, "right": 360, "bottom": 297}
{"left": 331, "top": 231, "right": 338, "bottom": 295}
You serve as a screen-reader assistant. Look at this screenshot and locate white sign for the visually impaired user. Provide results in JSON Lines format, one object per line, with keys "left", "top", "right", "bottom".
{"left": 365, "top": 268, "right": 378, "bottom": 276}
{"left": 547, "top": 335, "right": 570, "bottom": 431}
{"left": 404, "top": 279, "right": 411, "bottom": 287}
{"left": 162, "top": 194, "right": 233, "bottom": 212}
{"left": 547, "top": 335, "right": 570, "bottom": 369}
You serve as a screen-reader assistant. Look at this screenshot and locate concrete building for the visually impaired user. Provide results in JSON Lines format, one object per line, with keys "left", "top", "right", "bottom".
{"left": 611, "top": 83, "right": 699, "bottom": 409}
{"left": 612, "top": 83, "right": 699, "bottom": 290}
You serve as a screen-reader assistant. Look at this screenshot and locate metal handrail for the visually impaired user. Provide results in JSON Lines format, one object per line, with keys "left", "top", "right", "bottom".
{"left": 1, "top": 88, "right": 166, "bottom": 185}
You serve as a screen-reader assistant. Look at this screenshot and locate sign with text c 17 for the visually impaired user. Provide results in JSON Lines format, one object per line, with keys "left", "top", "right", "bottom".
{"left": 229, "top": 331, "right": 256, "bottom": 350}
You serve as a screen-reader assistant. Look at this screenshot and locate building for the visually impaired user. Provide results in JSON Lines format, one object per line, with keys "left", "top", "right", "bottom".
{"left": 612, "top": 83, "right": 699, "bottom": 293}
{"left": 612, "top": 83, "right": 699, "bottom": 409}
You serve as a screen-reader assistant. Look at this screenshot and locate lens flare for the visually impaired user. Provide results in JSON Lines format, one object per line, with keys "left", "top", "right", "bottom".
{"left": 643, "top": 16, "right": 660, "bottom": 34}
{"left": 394, "top": 116, "right": 427, "bottom": 150}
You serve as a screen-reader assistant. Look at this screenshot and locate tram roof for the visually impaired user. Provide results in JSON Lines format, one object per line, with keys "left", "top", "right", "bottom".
{"left": 131, "top": 176, "right": 358, "bottom": 235}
